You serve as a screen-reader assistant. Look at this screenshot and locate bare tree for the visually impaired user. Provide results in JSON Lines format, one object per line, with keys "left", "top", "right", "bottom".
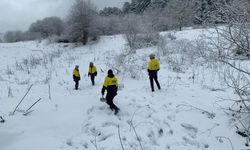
{"left": 122, "top": 14, "right": 143, "bottom": 49}
{"left": 66, "top": 0, "right": 98, "bottom": 44}
{"left": 201, "top": 0, "right": 250, "bottom": 144}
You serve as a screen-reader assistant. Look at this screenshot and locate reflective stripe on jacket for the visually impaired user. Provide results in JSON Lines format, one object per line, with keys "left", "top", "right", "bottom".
{"left": 147, "top": 58, "right": 160, "bottom": 71}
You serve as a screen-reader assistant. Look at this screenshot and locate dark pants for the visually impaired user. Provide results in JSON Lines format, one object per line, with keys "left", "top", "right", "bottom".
{"left": 149, "top": 71, "right": 161, "bottom": 92}
{"left": 74, "top": 80, "right": 79, "bottom": 90}
{"left": 90, "top": 75, "right": 95, "bottom": 85}
{"left": 106, "top": 93, "right": 119, "bottom": 111}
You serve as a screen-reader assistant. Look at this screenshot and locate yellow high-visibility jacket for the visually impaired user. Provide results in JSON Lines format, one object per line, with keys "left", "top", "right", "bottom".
{"left": 102, "top": 76, "right": 118, "bottom": 95}
{"left": 103, "top": 76, "right": 118, "bottom": 88}
{"left": 147, "top": 58, "right": 160, "bottom": 71}
{"left": 88, "top": 66, "right": 97, "bottom": 74}
{"left": 73, "top": 69, "right": 80, "bottom": 77}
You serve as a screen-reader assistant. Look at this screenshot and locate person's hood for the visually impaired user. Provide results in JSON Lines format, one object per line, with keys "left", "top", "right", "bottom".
{"left": 108, "top": 69, "right": 114, "bottom": 78}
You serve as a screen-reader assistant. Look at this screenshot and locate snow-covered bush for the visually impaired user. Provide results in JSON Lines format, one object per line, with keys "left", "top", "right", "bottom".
{"left": 105, "top": 49, "right": 146, "bottom": 79}
{"left": 28, "top": 17, "right": 65, "bottom": 38}
{"left": 158, "top": 37, "right": 203, "bottom": 73}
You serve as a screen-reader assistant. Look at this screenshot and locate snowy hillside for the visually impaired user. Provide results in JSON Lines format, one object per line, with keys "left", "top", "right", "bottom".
{"left": 0, "top": 29, "right": 246, "bottom": 150}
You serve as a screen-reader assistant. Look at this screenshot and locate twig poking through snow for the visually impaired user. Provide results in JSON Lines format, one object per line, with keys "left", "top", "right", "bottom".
{"left": 129, "top": 105, "right": 150, "bottom": 131}
{"left": 90, "top": 134, "right": 99, "bottom": 150}
{"left": 117, "top": 125, "right": 125, "bottom": 150}
{"left": 0, "top": 116, "right": 5, "bottom": 123}
{"left": 48, "top": 82, "right": 51, "bottom": 100}
{"left": 131, "top": 122, "right": 144, "bottom": 150}
{"left": 216, "top": 136, "right": 234, "bottom": 150}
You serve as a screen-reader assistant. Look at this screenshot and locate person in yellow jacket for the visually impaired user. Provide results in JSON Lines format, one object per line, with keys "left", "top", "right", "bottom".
{"left": 73, "top": 65, "right": 81, "bottom": 90}
{"left": 101, "top": 69, "right": 120, "bottom": 115}
{"left": 88, "top": 62, "right": 97, "bottom": 85}
{"left": 147, "top": 54, "right": 161, "bottom": 92}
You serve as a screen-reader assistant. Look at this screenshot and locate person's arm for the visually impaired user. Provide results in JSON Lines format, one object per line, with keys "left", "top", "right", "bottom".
{"left": 101, "top": 86, "right": 106, "bottom": 96}
{"left": 73, "top": 70, "right": 76, "bottom": 79}
{"left": 94, "top": 66, "right": 97, "bottom": 76}
{"left": 101, "top": 77, "right": 108, "bottom": 95}
{"left": 147, "top": 62, "right": 151, "bottom": 75}
{"left": 157, "top": 60, "right": 160, "bottom": 71}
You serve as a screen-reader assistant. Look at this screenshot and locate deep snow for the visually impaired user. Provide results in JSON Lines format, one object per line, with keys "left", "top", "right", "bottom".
{"left": 0, "top": 29, "right": 246, "bottom": 150}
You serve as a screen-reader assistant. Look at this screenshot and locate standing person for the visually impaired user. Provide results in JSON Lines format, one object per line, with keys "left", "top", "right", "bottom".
{"left": 147, "top": 54, "right": 161, "bottom": 92}
{"left": 101, "top": 69, "right": 120, "bottom": 115}
{"left": 73, "top": 65, "right": 81, "bottom": 90}
{"left": 88, "top": 62, "right": 97, "bottom": 85}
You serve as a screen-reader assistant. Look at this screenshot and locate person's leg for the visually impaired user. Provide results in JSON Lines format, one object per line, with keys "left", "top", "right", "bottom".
{"left": 75, "top": 80, "right": 79, "bottom": 90}
{"left": 153, "top": 73, "right": 161, "bottom": 90}
{"left": 106, "top": 93, "right": 114, "bottom": 110}
{"left": 149, "top": 76, "right": 154, "bottom": 92}
{"left": 106, "top": 93, "right": 119, "bottom": 112}
{"left": 91, "top": 75, "right": 95, "bottom": 85}
{"left": 109, "top": 94, "right": 119, "bottom": 114}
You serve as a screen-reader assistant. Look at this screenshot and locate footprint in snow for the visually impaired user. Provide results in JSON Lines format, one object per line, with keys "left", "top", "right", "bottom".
{"left": 182, "top": 136, "right": 200, "bottom": 148}
{"left": 181, "top": 123, "right": 198, "bottom": 139}
{"left": 101, "top": 121, "right": 117, "bottom": 128}
{"left": 166, "top": 114, "right": 176, "bottom": 122}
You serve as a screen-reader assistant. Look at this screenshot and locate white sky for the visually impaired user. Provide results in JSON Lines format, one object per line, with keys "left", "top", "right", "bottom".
{"left": 0, "top": 0, "right": 129, "bottom": 32}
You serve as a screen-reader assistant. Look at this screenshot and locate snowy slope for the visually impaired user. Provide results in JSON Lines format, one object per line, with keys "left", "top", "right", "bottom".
{"left": 0, "top": 30, "right": 246, "bottom": 150}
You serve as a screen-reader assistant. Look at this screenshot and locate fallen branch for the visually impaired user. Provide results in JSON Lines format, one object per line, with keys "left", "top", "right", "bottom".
{"left": 23, "top": 98, "right": 42, "bottom": 115}
{"left": 12, "top": 84, "right": 33, "bottom": 115}
{"left": 176, "top": 103, "right": 216, "bottom": 119}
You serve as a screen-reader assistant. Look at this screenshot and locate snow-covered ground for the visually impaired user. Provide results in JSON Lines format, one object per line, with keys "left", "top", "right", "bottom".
{"left": 0, "top": 29, "right": 246, "bottom": 150}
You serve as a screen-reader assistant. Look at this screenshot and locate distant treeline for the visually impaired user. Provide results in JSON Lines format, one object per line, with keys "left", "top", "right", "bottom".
{"left": 3, "top": 0, "right": 248, "bottom": 44}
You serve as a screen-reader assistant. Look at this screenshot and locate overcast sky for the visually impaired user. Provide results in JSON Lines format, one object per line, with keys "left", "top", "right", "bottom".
{"left": 0, "top": 0, "right": 129, "bottom": 33}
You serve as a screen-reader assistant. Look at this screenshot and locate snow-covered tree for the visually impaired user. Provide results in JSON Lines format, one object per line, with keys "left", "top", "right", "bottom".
{"left": 149, "top": 0, "right": 169, "bottom": 9}
{"left": 3, "top": 31, "right": 23, "bottom": 43}
{"left": 99, "top": 7, "right": 122, "bottom": 16}
{"left": 168, "top": 0, "right": 194, "bottom": 30}
{"left": 66, "top": 0, "right": 98, "bottom": 44}
{"left": 29, "top": 17, "right": 65, "bottom": 38}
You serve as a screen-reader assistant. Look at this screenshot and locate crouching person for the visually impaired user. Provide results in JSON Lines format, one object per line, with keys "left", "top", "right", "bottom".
{"left": 101, "top": 69, "right": 120, "bottom": 115}
{"left": 73, "top": 65, "right": 81, "bottom": 90}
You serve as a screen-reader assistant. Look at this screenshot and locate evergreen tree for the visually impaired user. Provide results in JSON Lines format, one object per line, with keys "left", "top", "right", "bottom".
{"left": 100, "top": 7, "right": 122, "bottom": 16}
{"left": 150, "top": 0, "right": 169, "bottom": 9}
{"left": 122, "top": 2, "right": 132, "bottom": 14}
{"left": 131, "top": 0, "right": 151, "bottom": 14}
